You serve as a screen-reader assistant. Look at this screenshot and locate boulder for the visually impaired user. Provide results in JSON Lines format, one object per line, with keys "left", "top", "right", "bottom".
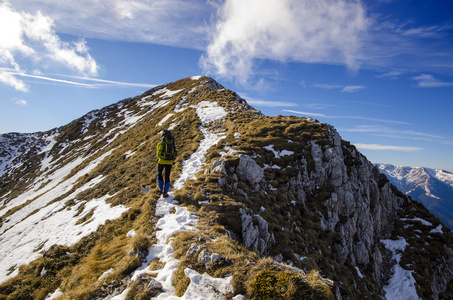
{"left": 236, "top": 155, "right": 264, "bottom": 187}
{"left": 197, "top": 249, "right": 228, "bottom": 268}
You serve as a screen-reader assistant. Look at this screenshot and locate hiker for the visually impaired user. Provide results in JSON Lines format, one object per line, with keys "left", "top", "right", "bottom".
{"left": 156, "top": 129, "right": 177, "bottom": 198}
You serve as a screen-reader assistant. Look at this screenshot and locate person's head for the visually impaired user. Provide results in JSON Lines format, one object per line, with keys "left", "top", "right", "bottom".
{"left": 160, "top": 129, "right": 172, "bottom": 140}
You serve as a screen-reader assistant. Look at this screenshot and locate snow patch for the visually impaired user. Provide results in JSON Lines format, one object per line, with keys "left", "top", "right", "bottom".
{"left": 436, "top": 169, "right": 453, "bottom": 186}
{"left": 0, "top": 145, "right": 125, "bottom": 283}
{"left": 99, "top": 268, "right": 114, "bottom": 281}
{"left": 123, "top": 150, "right": 136, "bottom": 159}
{"left": 430, "top": 224, "right": 443, "bottom": 234}
{"left": 173, "top": 101, "right": 227, "bottom": 191}
{"left": 46, "top": 288, "right": 63, "bottom": 299}
{"left": 264, "top": 163, "right": 281, "bottom": 169}
{"left": 219, "top": 146, "right": 239, "bottom": 157}
{"left": 401, "top": 217, "right": 432, "bottom": 227}
{"left": 355, "top": 266, "right": 364, "bottom": 279}
{"left": 264, "top": 144, "right": 294, "bottom": 158}
{"left": 192, "top": 101, "right": 227, "bottom": 124}
{"left": 158, "top": 113, "right": 174, "bottom": 127}
{"left": 2, "top": 148, "right": 114, "bottom": 229}
{"left": 126, "top": 230, "right": 137, "bottom": 238}
{"left": 130, "top": 195, "right": 198, "bottom": 286}
{"left": 174, "top": 128, "right": 225, "bottom": 190}
{"left": 81, "top": 111, "right": 97, "bottom": 133}
{"left": 294, "top": 253, "right": 307, "bottom": 261}
{"left": 381, "top": 237, "right": 420, "bottom": 300}
{"left": 168, "top": 120, "right": 180, "bottom": 131}
{"left": 180, "top": 268, "right": 233, "bottom": 299}
{"left": 0, "top": 192, "right": 128, "bottom": 283}
{"left": 156, "top": 88, "right": 183, "bottom": 99}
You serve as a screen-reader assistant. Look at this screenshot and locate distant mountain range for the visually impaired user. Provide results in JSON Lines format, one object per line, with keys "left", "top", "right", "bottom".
{"left": 376, "top": 163, "right": 453, "bottom": 229}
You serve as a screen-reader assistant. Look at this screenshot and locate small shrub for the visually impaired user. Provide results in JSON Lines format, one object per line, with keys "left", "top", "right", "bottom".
{"left": 248, "top": 268, "right": 333, "bottom": 300}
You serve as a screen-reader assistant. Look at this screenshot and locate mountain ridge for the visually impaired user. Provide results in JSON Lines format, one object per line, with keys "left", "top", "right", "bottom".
{"left": 376, "top": 163, "right": 453, "bottom": 229}
{"left": 0, "top": 76, "right": 452, "bottom": 299}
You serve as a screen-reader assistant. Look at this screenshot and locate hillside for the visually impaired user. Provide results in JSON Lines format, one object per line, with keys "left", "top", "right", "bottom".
{"left": 377, "top": 164, "right": 453, "bottom": 230}
{"left": 0, "top": 76, "right": 452, "bottom": 299}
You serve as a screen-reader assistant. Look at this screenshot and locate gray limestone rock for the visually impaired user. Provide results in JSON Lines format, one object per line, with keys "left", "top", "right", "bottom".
{"left": 236, "top": 155, "right": 264, "bottom": 186}
{"left": 197, "top": 250, "right": 227, "bottom": 268}
{"left": 240, "top": 208, "right": 273, "bottom": 256}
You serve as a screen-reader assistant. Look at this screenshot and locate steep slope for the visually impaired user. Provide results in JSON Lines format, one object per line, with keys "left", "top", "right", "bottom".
{"left": 0, "top": 76, "right": 452, "bottom": 299}
{"left": 377, "top": 164, "right": 453, "bottom": 229}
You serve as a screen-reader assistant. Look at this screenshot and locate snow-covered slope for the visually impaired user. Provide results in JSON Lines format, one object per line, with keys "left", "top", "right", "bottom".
{"left": 377, "top": 163, "right": 453, "bottom": 229}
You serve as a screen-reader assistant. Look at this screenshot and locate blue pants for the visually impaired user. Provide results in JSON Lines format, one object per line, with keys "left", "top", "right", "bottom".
{"left": 157, "top": 164, "right": 172, "bottom": 193}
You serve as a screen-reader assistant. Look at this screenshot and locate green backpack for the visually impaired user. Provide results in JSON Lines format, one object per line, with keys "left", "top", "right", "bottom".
{"left": 159, "top": 130, "right": 176, "bottom": 160}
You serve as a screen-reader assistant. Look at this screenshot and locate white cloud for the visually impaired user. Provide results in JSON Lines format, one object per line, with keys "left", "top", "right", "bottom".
{"left": 310, "top": 83, "right": 365, "bottom": 93}
{"left": 341, "top": 85, "right": 365, "bottom": 93}
{"left": 312, "top": 83, "right": 343, "bottom": 90}
{"left": 237, "top": 92, "right": 297, "bottom": 107}
{"left": 399, "top": 25, "right": 448, "bottom": 38}
{"left": 201, "top": 0, "right": 368, "bottom": 82}
{"left": 7, "top": 71, "right": 156, "bottom": 89}
{"left": 413, "top": 74, "right": 453, "bottom": 88}
{"left": 300, "top": 80, "right": 306, "bottom": 88}
{"left": 13, "top": 98, "right": 27, "bottom": 105}
{"left": 0, "top": 5, "right": 33, "bottom": 56}
{"left": 335, "top": 115, "right": 405, "bottom": 124}
{"left": 342, "top": 124, "right": 445, "bottom": 141}
{"left": 245, "top": 98, "right": 297, "bottom": 107}
{"left": 354, "top": 143, "right": 422, "bottom": 152}
{"left": 0, "top": 70, "right": 28, "bottom": 91}
{"left": 360, "top": 16, "right": 453, "bottom": 75}
{"left": 7, "top": 0, "right": 453, "bottom": 84}
{"left": 376, "top": 71, "right": 404, "bottom": 79}
{"left": 283, "top": 109, "right": 327, "bottom": 118}
{"left": 63, "top": 75, "right": 157, "bottom": 89}
{"left": 304, "top": 103, "right": 336, "bottom": 110}
{"left": 283, "top": 110, "right": 407, "bottom": 125}
{"left": 10, "top": 0, "right": 212, "bottom": 49}
{"left": 0, "top": 2, "right": 99, "bottom": 91}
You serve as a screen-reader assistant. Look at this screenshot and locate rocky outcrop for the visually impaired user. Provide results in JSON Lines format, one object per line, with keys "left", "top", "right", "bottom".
{"left": 209, "top": 156, "right": 274, "bottom": 255}
{"left": 304, "top": 128, "right": 411, "bottom": 287}
{"left": 239, "top": 208, "right": 274, "bottom": 256}
{"left": 206, "top": 123, "right": 453, "bottom": 297}
{"left": 210, "top": 154, "right": 264, "bottom": 196}
{"left": 236, "top": 155, "right": 264, "bottom": 188}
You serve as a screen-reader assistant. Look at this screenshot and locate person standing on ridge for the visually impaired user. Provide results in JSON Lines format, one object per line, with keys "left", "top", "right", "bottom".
{"left": 156, "top": 129, "right": 177, "bottom": 198}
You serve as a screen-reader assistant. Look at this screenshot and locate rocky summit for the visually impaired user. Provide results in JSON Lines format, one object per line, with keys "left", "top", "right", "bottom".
{"left": 0, "top": 76, "right": 452, "bottom": 299}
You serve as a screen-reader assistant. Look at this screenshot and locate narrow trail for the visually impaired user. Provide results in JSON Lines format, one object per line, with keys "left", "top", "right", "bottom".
{"left": 112, "top": 102, "right": 234, "bottom": 299}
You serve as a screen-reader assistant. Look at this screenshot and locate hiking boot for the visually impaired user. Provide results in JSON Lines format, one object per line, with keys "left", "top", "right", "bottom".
{"left": 157, "top": 188, "right": 163, "bottom": 194}
{"left": 163, "top": 193, "right": 169, "bottom": 198}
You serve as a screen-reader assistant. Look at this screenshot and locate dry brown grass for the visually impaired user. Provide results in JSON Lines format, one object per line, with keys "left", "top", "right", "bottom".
{"left": 245, "top": 258, "right": 333, "bottom": 300}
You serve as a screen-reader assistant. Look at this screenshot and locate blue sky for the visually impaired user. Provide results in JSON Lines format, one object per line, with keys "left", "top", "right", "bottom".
{"left": 0, "top": 0, "right": 452, "bottom": 171}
